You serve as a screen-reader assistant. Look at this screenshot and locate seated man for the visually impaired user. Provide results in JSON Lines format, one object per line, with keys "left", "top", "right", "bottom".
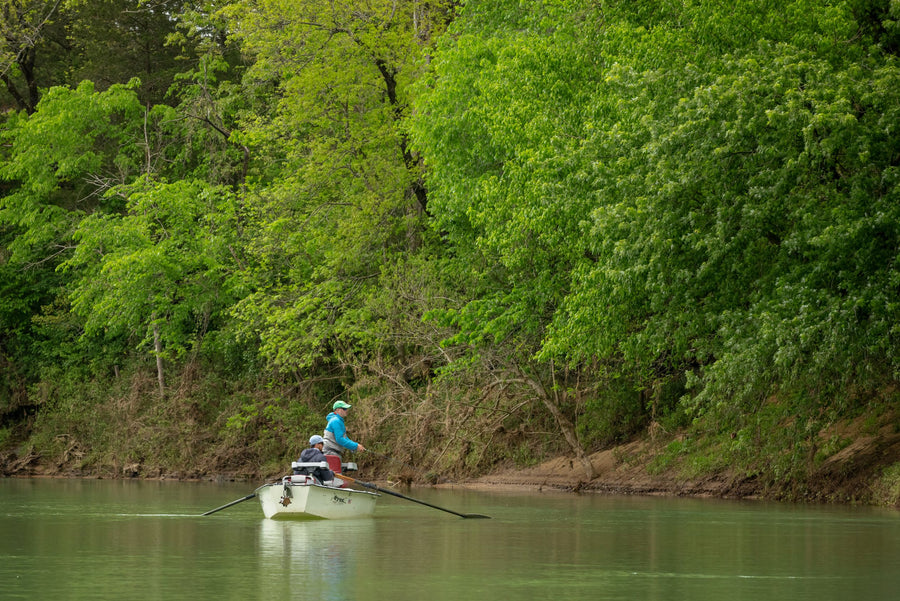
{"left": 294, "top": 435, "right": 335, "bottom": 485}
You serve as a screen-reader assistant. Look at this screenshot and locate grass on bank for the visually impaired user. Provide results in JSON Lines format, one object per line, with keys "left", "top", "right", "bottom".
{"left": 872, "top": 463, "right": 900, "bottom": 507}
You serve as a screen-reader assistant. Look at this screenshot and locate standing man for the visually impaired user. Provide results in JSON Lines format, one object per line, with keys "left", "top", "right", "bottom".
{"left": 323, "top": 400, "right": 366, "bottom": 458}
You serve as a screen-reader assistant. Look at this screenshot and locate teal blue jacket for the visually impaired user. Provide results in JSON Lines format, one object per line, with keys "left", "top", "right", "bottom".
{"left": 323, "top": 411, "right": 359, "bottom": 454}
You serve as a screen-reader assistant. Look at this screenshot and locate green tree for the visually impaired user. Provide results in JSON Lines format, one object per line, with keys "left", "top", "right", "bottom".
{"left": 66, "top": 0, "right": 197, "bottom": 107}
{"left": 62, "top": 177, "right": 243, "bottom": 396}
{"left": 1, "top": 0, "right": 198, "bottom": 113}
{"left": 0, "top": 79, "right": 146, "bottom": 410}
{"left": 412, "top": 0, "right": 900, "bottom": 468}
{"left": 219, "top": 0, "right": 454, "bottom": 381}
{"left": 0, "top": 0, "right": 71, "bottom": 113}
{"left": 542, "top": 1, "right": 900, "bottom": 423}
{"left": 0, "top": 80, "right": 156, "bottom": 266}
{"left": 411, "top": 0, "right": 613, "bottom": 474}
{"left": 0, "top": 78, "right": 226, "bottom": 391}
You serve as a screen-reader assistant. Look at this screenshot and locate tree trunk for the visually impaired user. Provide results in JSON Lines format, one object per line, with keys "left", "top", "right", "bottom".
{"left": 1, "top": 0, "right": 64, "bottom": 114}
{"left": 521, "top": 364, "right": 595, "bottom": 480}
{"left": 153, "top": 318, "right": 165, "bottom": 397}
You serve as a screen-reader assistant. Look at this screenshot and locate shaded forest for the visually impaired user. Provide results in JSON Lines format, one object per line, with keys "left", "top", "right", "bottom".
{"left": 1, "top": 0, "right": 898, "bottom": 505}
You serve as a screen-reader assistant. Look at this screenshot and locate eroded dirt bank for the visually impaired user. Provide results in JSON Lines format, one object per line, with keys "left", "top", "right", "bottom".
{"left": 4, "top": 416, "right": 900, "bottom": 507}
{"left": 455, "top": 420, "right": 900, "bottom": 506}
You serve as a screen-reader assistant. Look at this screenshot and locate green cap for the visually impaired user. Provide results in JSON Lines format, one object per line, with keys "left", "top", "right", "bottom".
{"left": 333, "top": 400, "right": 352, "bottom": 410}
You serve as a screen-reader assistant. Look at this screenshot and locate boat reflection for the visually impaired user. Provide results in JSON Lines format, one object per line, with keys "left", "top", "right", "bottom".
{"left": 258, "top": 517, "right": 376, "bottom": 601}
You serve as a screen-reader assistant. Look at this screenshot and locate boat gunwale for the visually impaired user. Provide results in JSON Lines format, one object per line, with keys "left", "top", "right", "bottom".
{"left": 255, "top": 481, "right": 381, "bottom": 498}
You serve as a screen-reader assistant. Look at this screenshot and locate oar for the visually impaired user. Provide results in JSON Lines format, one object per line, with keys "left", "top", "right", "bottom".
{"left": 338, "top": 473, "right": 490, "bottom": 519}
{"left": 201, "top": 492, "right": 256, "bottom": 516}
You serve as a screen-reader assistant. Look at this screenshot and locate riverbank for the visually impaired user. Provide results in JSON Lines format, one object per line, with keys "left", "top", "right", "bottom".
{"left": 460, "top": 412, "right": 900, "bottom": 507}
{"left": 460, "top": 440, "right": 748, "bottom": 498}
{"left": 4, "top": 412, "right": 899, "bottom": 507}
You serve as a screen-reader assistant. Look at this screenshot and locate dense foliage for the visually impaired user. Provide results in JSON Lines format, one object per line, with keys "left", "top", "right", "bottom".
{"left": 1, "top": 0, "right": 897, "bottom": 499}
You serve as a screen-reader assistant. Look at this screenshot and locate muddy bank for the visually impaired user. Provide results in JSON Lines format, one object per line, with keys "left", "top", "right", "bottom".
{"left": 4, "top": 418, "right": 900, "bottom": 507}
{"left": 451, "top": 441, "right": 758, "bottom": 499}
{"left": 456, "top": 423, "right": 900, "bottom": 507}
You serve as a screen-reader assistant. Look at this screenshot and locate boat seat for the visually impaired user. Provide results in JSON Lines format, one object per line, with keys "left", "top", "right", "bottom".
{"left": 291, "top": 461, "right": 329, "bottom": 470}
{"left": 284, "top": 474, "right": 315, "bottom": 485}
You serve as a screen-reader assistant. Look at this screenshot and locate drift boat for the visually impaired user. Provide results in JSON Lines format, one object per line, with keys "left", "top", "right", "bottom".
{"left": 255, "top": 460, "right": 379, "bottom": 520}
{"left": 202, "top": 457, "right": 489, "bottom": 520}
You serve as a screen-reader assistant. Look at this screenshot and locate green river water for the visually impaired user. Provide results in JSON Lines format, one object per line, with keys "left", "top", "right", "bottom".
{"left": 1, "top": 478, "right": 897, "bottom": 600}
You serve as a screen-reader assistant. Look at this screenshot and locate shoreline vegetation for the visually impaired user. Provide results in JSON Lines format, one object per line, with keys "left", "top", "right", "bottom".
{"left": 4, "top": 430, "right": 899, "bottom": 509}
{"left": 0, "top": 370, "right": 900, "bottom": 508}
{"left": 2, "top": 2, "right": 900, "bottom": 511}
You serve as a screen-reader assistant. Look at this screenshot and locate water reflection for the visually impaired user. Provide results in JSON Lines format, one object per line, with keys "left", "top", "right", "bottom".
{"left": 1, "top": 479, "right": 897, "bottom": 601}
{"left": 258, "top": 518, "right": 375, "bottom": 601}
{"left": 364, "top": 489, "right": 900, "bottom": 601}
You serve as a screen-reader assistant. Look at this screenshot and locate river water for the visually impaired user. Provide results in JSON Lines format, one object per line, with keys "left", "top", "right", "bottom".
{"left": 1, "top": 478, "right": 897, "bottom": 600}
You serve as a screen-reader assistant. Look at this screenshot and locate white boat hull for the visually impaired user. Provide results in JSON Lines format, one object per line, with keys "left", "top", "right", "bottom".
{"left": 256, "top": 481, "right": 378, "bottom": 520}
